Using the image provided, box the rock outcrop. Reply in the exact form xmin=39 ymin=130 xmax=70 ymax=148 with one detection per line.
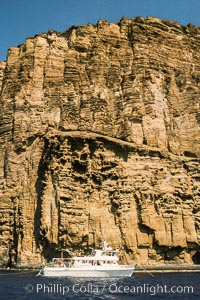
xmin=0 ymin=16 xmax=199 ymax=267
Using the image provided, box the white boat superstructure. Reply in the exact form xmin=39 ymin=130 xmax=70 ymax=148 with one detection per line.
xmin=38 ymin=242 xmax=136 ymax=277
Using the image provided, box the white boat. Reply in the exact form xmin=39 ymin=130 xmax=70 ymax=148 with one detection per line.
xmin=37 ymin=242 xmax=136 ymax=277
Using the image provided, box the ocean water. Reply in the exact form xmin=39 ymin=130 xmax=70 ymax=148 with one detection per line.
xmin=0 ymin=270 xmax=199 ymax=300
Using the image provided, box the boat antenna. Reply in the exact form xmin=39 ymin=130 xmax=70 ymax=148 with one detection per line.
xmin=103 ymin=240 xmax=108 ymax=251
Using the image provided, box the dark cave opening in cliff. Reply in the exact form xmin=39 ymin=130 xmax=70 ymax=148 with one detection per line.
xmin=192 ymin=252 xmax=200 ymax=264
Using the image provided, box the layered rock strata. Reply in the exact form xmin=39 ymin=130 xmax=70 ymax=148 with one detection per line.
xmin=0 ymin=16 xmax=199 ymax=267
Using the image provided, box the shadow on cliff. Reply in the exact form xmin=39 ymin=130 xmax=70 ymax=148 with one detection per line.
xmin=33 ymin=138 xmax=59 ymax=261
xmin=34 ymin=140 xmax=47 ymax=256
xmin=192 ymin=252 xmax=200 ymax=264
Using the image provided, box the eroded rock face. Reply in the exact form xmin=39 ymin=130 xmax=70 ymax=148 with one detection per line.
xmin=0 ymin=17 xmax=199 ymax=267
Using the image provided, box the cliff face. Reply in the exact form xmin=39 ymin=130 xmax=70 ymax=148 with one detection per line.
xmin=0 ymin=16 xmax=200 ymax=267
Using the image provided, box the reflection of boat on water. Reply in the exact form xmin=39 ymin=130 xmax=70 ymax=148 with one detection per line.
xmin=37 ymin=241 xmax=136 ymax=277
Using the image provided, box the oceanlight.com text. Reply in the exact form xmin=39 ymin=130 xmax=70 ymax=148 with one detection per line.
xmin=108 ymin=283 xmax=194 ymax=295
xmin=24 ymin=282 xmax=194 ymax=296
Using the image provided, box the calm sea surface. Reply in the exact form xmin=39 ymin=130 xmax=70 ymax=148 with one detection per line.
xmin=0 ymin=270 xmax=199 ymax=300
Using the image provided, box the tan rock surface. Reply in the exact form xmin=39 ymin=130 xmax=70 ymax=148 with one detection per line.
xmin=0 ymin=17 xmax=199 ymax=267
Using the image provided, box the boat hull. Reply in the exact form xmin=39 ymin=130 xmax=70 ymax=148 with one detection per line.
xmin=39 ymin=265 xmax=136 ymax=277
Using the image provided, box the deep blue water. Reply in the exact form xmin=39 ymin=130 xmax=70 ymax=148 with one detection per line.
xmin=0 ymin=271 xmax=199 ymax=300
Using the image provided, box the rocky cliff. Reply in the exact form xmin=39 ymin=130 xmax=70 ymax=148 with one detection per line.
xmin=0 ymin=16 xmax=199 ymax=267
